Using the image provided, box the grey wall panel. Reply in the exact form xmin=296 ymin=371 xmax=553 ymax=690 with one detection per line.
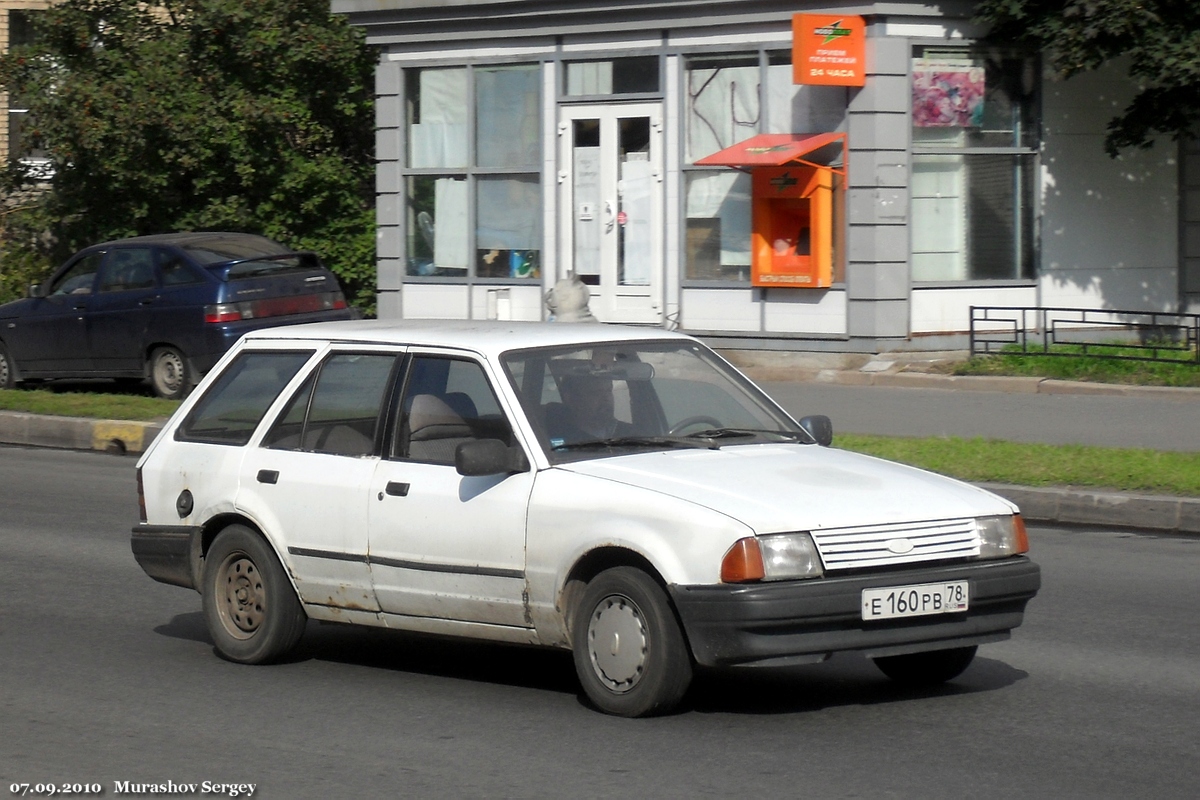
xmin=848 ymin=225 xmax=907 ymax=263
xmin=846 ymin=296 xmax=908 ymax=337
xmin=847 ymin=111 xmax=907 ymax=150
xmin=377 ymin=259 xmax=406 ymax=291
xmin=849 ymin=151 xmax=907 ymax=188
xmin=845 ymin=261 xmax=908 ymax=300
xmin=377 ymin=227 xmax=404 ymax=261
xmin=848 ymin=187 xmax=907 ymax=224
xmin=376 ymin=61 xmax=402 ymax=95
xmin=377 ymin=290 xmax=403 ymax=320
xmin=376 ymin=161 xmax=403 ymax=195
xmin=377 ymin=95 xmax=402 ymax=128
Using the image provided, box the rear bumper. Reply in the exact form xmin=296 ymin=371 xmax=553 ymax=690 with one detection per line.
xmin=131 ymin=524 xmax=202 ymax=590
xmin=670 ymin=557 xmax=1040 ymax=668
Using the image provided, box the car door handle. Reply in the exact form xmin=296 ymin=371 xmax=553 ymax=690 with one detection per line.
xmin=138 ymin=298 xmax=156 ymax=306
xmin=257 ymin=470 xmax=279 ymax=484
xmin=384 ymin=481 xmax=409 ymax=497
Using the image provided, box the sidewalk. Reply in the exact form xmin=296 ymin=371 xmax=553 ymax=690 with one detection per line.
xmin=1 ymin=366 xmax=1198 ymax=535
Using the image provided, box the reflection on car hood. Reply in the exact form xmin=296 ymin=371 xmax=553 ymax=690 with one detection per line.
xmin=557 ymin=443 xmax=1015 ymax=534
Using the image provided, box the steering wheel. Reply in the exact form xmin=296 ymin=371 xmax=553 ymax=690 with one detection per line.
xmin=668 ymin=415 xmax=723 ymax=436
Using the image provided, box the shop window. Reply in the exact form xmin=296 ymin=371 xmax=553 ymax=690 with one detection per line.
xmin=407 ymin=67 xmax=468 ymax=169
xmin=403 ymin=64 xmax=542 ymax=280
xmin=684 ymin=172 xmax=751 ymax=282
xmin=764 ymin=53 xmax=847 ymax=136
xmin=565 ymin=57 xmax=659 ymax=96
xmin=685 ymin=55 xmax=760 ymax=163
xmin=476 ymin=65 xmax=540 ymax=168
xmin=407 ymin=176 xmax=468 ymax=277
xmin=476 ymin=176 xmax=541 ymax=279
xmin=910 ymin=47 xmax=1039 ymax=281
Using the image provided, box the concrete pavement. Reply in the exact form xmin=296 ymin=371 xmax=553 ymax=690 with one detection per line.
xmin=1 ymin=367 xmax=1198 ymax=534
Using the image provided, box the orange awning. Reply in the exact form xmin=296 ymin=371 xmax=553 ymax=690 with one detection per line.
xmin=694 ymin=132 xmax=846 ymax=168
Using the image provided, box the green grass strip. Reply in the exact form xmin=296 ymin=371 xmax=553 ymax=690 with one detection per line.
xmin=838 ymin=433 xmax=1200 ymax=497
xmin=0 ymin=388 xmax=180 ymax=421
xmin=954 ymin=346 xmax=1200 ymax=387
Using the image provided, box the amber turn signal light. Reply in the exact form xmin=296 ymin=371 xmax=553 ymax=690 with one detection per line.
xmin=721 ymin=537 xmax=765 ymax=583
xmin=1014 ymin=514 xmax=1029 ymax=554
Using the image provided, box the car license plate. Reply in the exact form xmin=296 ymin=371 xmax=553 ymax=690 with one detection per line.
xmin=861 ymin=581 xmax=969 ymax=621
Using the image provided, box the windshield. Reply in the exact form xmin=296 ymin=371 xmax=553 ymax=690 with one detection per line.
xmin=502 ymin=340 xmax=807 ymax=462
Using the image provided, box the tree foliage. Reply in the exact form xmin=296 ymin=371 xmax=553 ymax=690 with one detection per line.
xmin=975 ymin=1 xmax=1200 ymax=155
xmin=0 ymin=0 xmax=378 ymax=310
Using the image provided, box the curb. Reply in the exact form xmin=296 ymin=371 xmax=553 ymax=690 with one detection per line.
xmin=0 ymin=410 xmax=1195 ymax=536
xmin=978 ymin=483 xmax=1200 ymax=536
xmin=0 ymin=410 xmax=164 ymax=454
xmin=743 ymin=366 xmax=1200 ymax=400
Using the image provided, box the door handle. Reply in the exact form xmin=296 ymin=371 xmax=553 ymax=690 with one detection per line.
xmin=384 ymin=481 xmax=410 ymax=497
xmin=138 ymin=298 xmax=155 ymax=306
xmin=257 ymin=470 xmax=279 ymax=484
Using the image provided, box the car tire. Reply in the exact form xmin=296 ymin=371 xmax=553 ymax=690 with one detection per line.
xmin=873 ymin=645 xmax=978 ymax=687
xmin=571 ymin=567 xmax=693 ymax=717
xmin=0 ymin=341 xmax=15 ymax=389
xmin=149 ymin=346 xmax=191 ymax=400
xmin=201 ymin=524 xmax=307 ymax=664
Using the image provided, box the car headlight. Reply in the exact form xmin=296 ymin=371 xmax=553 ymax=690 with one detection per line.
xmin=976 ymin=514 xmax=1029 ymax=559
xmin=721 ymin=532 xmax=824 ymax=583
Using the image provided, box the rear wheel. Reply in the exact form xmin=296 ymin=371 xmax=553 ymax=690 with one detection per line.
xmin=873 ymin=646 xmax=978 ymax=687
xmin=201 ymin=524 xmax=307 ymax=664
xmin=0 ymin=341 xmax=15 ymax=389
xmin=149 ymin=346 xmax=190 ymax=399
xmin=571 ymin=567 xmax=693 ymax=717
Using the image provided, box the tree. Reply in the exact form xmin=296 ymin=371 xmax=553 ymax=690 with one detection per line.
xmin=0 ymin=0 xmax=378 ymax=310
xmin=975 ymin=1 xmax=1200 ymax=156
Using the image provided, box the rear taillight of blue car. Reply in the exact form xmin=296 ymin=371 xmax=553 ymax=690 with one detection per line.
xmin=204 ymin=290 xmax=347 ymax=323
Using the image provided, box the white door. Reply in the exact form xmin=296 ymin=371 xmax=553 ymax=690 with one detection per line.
xmin=559 ymin=103 xmax=664 ymax=324
xmin=367 ymin=353 xmax=533 ymax=628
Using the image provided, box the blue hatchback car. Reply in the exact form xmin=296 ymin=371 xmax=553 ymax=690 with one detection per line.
xmin=0 ymin=232 xmax=354 ymax=398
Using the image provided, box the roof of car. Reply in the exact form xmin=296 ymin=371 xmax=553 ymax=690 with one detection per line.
xmin=92 ymin=231 xmax=282 ymax=249
xmin=241 ymin=319 xmax=695 ymax=357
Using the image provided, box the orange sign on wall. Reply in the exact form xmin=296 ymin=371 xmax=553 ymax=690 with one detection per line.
xmin=793 ymin=14 xmax=866 ymax=87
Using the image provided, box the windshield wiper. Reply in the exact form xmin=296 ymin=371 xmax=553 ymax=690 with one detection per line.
xmin=552 ymin=435 xmax=718 ymax=452
xmin=683 ymin=427 xmax=808 ymax=442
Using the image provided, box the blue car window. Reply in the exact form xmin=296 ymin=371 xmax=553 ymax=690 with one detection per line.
xmin=49 ymin=252 xmax=104 ymax=296
xmin=98 ymin=248 xmax=156 ymax=293
xmin=158 ymin=250 xmax=202 ymax=286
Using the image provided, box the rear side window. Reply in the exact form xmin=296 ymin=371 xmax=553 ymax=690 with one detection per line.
xmin=177 ymin=351 xmax=313 ymax=445
xmin=263 ymin=353 xmax=398 ymax=456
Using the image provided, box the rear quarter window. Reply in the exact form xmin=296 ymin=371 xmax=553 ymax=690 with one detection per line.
xmin=176 ymin=351 xmax=314 ymax=445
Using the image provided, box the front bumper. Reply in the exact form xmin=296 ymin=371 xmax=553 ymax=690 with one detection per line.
xmin=670 ymin=557 xmax=1040 ymax=668
xmin=131 ymin=524 xmax=202 ymax=590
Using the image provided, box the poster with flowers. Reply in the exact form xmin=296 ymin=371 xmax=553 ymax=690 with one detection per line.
xmin=912 ymin=57 xmax=985 ymax=128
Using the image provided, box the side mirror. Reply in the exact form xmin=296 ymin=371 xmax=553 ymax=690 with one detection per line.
xmin=28 ymin=283 xmax=46 ymax=299
xmin=798 ymin=414 xmax=833 ymax=447
xmin=455 ymin=438 xmax=530 ymax=477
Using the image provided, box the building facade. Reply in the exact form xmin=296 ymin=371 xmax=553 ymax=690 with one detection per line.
xmin=334 ymin=0 xmax=1199 ymax=352
xmin=0 ymin=1 xmax=50 ymax=167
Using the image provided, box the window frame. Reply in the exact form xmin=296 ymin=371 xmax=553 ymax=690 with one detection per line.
xmin=400 ymin=63 xmax=544 ymax=286
xmin=908 ymin=44 xmax=1042 ymax=285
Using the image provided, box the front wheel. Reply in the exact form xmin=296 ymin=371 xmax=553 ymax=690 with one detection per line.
xmin=873 ymin=645 xmax=977 ymax=687
xmin=201 ymin=524 xmax=307 ymax=664
xmin=571 ymin=567 xmax=693 ymax=717
xmin=149 ymin=346 xmax=191 ymax=400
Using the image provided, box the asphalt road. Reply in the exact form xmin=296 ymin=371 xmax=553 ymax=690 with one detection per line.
xmin=763 ymin=381 xmax=1200 ymax=452
xmin=2 ymin=447 xmax=1198 ymax=798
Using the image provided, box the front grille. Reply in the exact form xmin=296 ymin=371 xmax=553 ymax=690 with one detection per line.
xmin=811 ymin=518 xmax=979 ymax=571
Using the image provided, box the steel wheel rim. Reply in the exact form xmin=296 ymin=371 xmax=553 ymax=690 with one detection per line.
xmin=0 ymin=352 xmax=9 ymax=386
xmin=154 ymin=351 xmax=184 ymax=395
xmin=587 ymin=593 xmax=648 ymax=693
xmin=215 ymin=552 xmax=265 ymax=640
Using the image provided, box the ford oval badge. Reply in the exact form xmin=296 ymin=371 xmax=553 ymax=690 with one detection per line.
xmin=885 ymin=538 xmax=914 ymax=555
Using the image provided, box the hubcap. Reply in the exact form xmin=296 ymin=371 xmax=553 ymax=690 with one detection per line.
xmin=0 ymin=353 xmax=9 ymax=386
xmin=154 ymin=351 xmax=184 ymax=394
xmin=216 ymin=554 xmax=264 ymax=639
xmin=587 ymin=594 xmax=648 ymax=693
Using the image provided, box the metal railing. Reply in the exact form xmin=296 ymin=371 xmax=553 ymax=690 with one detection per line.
xmin=969 ymin=306 xmax=1200 ymax=364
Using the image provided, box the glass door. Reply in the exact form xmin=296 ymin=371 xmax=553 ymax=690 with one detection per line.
xmin=559 ymin=103 xmax=663 ymax=324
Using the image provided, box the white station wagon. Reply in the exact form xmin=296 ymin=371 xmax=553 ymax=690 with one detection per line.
xmin=132 ymin=320 xmax=1040 ymax=716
